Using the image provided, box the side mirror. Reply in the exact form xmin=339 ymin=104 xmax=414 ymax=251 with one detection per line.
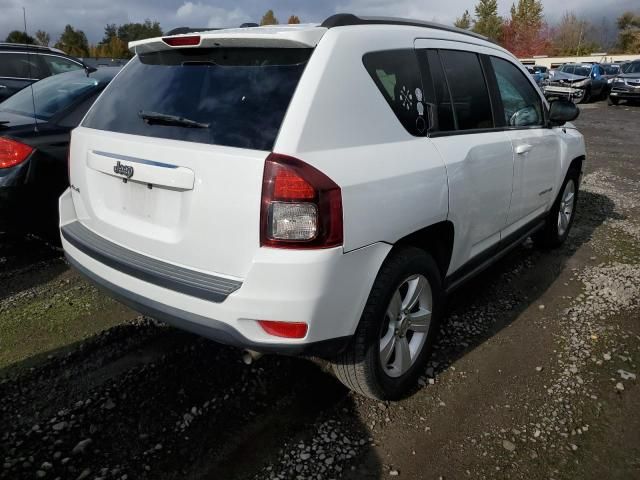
xmin=548 ymin=99 xmax=579 ymax=126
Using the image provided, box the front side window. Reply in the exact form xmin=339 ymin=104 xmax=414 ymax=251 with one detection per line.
xmin=83 ymin=48 xmax=311 ymax=151
xmin=490 ymin=56 xmax=543 ymax=128
xmin=43 ymin=56 xmax=84 ymax=75
xmin=363 ymin=50 xmax=428 ymax=136
xmin=439 ymin=50 xmax=494 ymax=131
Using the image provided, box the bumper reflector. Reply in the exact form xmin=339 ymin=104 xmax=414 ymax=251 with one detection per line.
xmin=258 ymin=320 xmax=308 ymax=339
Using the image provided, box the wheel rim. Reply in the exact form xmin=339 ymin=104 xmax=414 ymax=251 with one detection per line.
xmin=557 ymin=179 xmax=575 ymax=237
xmin=379 ymin=274 xmax=432 ymax=378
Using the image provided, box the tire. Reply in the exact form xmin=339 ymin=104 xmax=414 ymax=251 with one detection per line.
xmin=331 ymin=247 xmax=443 ymax=400
xmin=608 ymin=96 xmax=619 ymax=106
xmin=572 ymin=88 xmax=589 ymax=104
xmin=533 ymin=168 xmax=579 ymax=249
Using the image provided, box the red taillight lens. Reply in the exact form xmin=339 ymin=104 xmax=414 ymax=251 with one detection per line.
xmin=260 ymin=153 xmax=343 ymax=249
xmin=0 ymin=137 xmax=33 ymax=169
xmin=258 ymin=320 xmax=308 ymax=339
xmin=273 ymin=169 xmax=315 ymax=199
xmin=162 ymin=35 xmax=201 ymax=47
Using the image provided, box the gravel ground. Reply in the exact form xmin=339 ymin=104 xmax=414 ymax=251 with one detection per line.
xmin=1 ymin=100 xmax=639 ymax=480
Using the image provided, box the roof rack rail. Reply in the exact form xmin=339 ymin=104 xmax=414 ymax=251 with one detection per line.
xmin=0 ymin=42 xmax=54 ymax=50
xmin=321 ymin=13 xmax=491 ymax=43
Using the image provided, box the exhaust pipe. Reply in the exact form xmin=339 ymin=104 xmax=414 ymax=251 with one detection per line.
xmin=242 ymin=349 xmax=263 ymax=365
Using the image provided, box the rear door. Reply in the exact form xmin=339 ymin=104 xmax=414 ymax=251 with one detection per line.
xmin=415 ymin=42 xmax=516 ymax=273
xmin=0 ymin=52 xmax=44 ymax=101
xmin=71 ymin=46 xmax=312 ymax=279
xmin=486 ymin=55 xmax=559 ymax=235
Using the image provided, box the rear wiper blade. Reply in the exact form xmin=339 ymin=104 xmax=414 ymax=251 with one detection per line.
xmin=138 ymin=111 xmax=210 ymax=129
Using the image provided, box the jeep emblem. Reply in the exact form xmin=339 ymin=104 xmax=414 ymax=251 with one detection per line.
xmin=113 ymin=161 xmax=134 ymax=179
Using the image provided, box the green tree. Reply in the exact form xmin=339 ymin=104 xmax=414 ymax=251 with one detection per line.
xmin=502 ymin=0 xmax=548 ymax=56
xmin=116 ymin=20 xmax=163 ymax=44
xmin=454 ymin=10 xmax=472 ymax=30
xmin=100 ymin=24 xmax=118 ymax=45
xmin=260 ymin=10 xmax=278 ymax=26
xmin=288 ymin=15 xmax=301 ymax=24
xmin=617 ymin=12 xmax=640 ymax=53
xmin=54 ymin=25 xmax=89 ymax=57
xmin=472 ymin=0 xmax=503 ymax=41
xmin=5 ymin=30 xmax=35 ymax=44
xmin=35 ymin=30 xmax=50 ymax=46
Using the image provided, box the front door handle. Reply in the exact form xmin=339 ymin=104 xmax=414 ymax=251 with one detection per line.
xmin=515 ymin=144 xmax=533 ymax=155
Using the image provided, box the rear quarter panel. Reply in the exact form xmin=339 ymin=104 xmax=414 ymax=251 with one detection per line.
xmin=275 ymin=27 xmax=449 ymax=252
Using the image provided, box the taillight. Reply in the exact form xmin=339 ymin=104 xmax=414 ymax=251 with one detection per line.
xmin=258 ymin=320 xmax=308 ymax=339
xmin=162 ymin=35 xmax=201 ymax=47
xmin=0 ymin=137 xmax=33 ymax=169
xmin=260 ymin=153 xmax=343 ymax=249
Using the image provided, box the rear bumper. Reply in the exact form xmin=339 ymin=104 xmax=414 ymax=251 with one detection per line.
xmin=60 ymin=189 xmax=390 ymax=357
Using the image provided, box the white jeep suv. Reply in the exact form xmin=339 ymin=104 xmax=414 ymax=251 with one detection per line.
xmin=60 ymin=14 xmax=585 ymax=400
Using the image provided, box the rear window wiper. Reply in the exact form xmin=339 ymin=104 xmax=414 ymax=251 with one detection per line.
xmin=138 ymin=111 xmax=210 ymax=129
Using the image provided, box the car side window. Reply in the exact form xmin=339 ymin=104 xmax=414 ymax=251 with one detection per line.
xmin=417 ymin=49 xmax=456 ymax=132
xmin=490 ymin=56 xmax=543 ymax=128
xmin=362 ymin=50 xmax=428 ymax=136
xmin=438 ymin=50 xmax=494 ymax=131
xmin=43 ymin=56 xmax=84 ymax=75
xmin=0 ymin=53 xmax=46 ymax=78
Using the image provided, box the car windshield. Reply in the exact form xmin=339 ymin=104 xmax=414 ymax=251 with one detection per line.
xmin=0 ymin=70 xmax=101 ymax=121
xmin=604 ymin=65 xmax=620 ymax=75
xmin=625 ymin=62 xmax=640 ymax=74
xmin=572 ymin=66 xmax=591 ymax=77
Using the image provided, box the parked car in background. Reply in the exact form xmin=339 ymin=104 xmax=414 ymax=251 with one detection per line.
xmin=0 ymin=67 xmax=120 ymax=235
xmin=532 ymin=65 xmax=549 ymax=80
xmin=526 ymin=66 xmax=544 ymax=86
xmin=543 ymin=63 xmax=606 ymax=103
xmin=60 ymin=16 xmax=585 ymax=400
xmin=0 ymin=43 xmax=87 ymax=102
xmin=609 ymin=60 xmax=640 ymax=105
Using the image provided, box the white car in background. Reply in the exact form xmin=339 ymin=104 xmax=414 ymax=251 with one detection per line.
xmin=60 ymin=14 xmax=586 ymax=400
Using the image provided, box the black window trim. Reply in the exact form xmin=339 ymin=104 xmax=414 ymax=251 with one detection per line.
xmin=425 ymin=50 xmax=551 ymax=138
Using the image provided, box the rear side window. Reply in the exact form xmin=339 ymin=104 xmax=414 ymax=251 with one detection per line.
xmin=0 ymin=53 xmax=47 ymax=79
xmin=83 ymin=48 xmax=312 ymax=151
xmin=418 ymin=49 xmax=456 ymax=132
xmin=439 ymin=50 xmax=494 ymax=131
xmin=362 ymin=50 xmax=428 ymax=136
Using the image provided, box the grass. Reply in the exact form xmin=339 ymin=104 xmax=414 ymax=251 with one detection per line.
xmin=0 ymin=273 xmax=132 ymax=371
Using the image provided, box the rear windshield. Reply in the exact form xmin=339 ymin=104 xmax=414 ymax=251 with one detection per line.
xmin=0 ymin=69 xmax=104 ymax=121
xmin=83 ymin=48 xmax=312 ymax=151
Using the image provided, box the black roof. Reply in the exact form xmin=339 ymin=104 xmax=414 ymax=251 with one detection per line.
xmin=321 ymin=13 xmax=491 ymax=42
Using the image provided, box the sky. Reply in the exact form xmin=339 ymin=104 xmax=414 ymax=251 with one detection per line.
xmin=0 ymin=0 xmax=638 ymax=44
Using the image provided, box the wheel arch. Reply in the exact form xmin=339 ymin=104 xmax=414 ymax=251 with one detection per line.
xmin=392 ymin=221 xmax=455 ymax=279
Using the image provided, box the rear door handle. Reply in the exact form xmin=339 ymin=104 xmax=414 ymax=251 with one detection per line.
xmin=515 ymin=144 xmax=533 ymax=155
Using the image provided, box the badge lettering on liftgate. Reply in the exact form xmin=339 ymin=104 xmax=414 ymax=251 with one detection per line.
xmin=113 ymin=161 xmax=134 ymax=179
